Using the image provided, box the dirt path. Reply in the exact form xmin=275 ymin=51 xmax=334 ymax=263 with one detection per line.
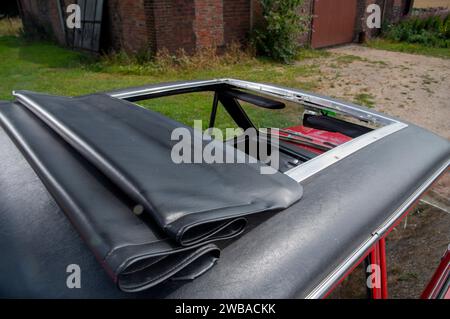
xmin=307 ymin=44 xmax=449 ymax=203
xmin=303 ymin=45 xmax=450 ymax=298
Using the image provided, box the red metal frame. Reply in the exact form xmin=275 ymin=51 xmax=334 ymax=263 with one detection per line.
xmin=367 ymin=242 xmax=384 ymax=299
xmin=370 ymin=244 xmax=381 ymax=299
xmin=379 ymin=238 xmax=388 ymax=299
xmin=366 ymin=238 xmax=389 ymax=299
xmin=421 ymin=246 xmax=450 ymax=299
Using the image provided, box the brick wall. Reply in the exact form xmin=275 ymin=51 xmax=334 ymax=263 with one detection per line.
xmin=17 ymin=0 xmax=415 ymax=54
xmin=103 ymin=0 xmax=149 ymax=53
xmin=18 ymin=0 xmax=233 ymax=54
xmin=194 ymin=0 xmax=224 ymax=48
xmin=149 ymin=0 xmax=196 ymax=54
xmin=223 ymin=0 xmax=250 ymax=45
xmin=387 ymin=0 xmax=414 ymax=23
xmin=412 ymin=7 xmax=450 ymax=19
xmin=107 ymin=0 xmax=250 ymax=53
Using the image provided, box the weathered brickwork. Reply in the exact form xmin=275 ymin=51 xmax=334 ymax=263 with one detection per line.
xmin=17 ymin=0 xmax=415 ymax=54
xmin=223 ymin=0 xmax=250 ymax=45
xmin=103 ymin=0 xmax=149 ymax=53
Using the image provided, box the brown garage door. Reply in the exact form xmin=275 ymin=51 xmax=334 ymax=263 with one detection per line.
xmin=311 ymin=0 xmax=357 ymax=48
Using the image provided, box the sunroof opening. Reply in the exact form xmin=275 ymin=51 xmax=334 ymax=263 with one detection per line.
xmin=118 ymin=79 xmax=406 ymax=180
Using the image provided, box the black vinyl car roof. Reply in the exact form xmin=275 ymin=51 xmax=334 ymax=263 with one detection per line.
xmin=0 ymin=82 xmax=448 ymax=298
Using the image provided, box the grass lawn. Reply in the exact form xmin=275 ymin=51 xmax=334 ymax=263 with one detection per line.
xmin=0 ymin=34 xmax=331 ymax=130
xmin=366 ymin=39 xmax=450 ymax=59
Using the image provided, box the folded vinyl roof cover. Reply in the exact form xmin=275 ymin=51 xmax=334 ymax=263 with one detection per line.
xmin=0 ymin=102 xmax=221 ymax=292
xmin=12 ymin=91 xmax=303 ymax=247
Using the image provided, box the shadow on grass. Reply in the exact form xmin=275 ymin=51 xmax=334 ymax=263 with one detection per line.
xmin=0 ymin=35 xmax=95 ymax=69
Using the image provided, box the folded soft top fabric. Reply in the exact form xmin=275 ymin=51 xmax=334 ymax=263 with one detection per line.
xmin=13 ymin=91 xmax=303 ymax=246
xmin=0 ymin=91 xmax=302 ymax=291
xmin=0 ymin=102 xmax=221 ymax=292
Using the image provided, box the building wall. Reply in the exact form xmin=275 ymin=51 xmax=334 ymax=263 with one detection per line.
xmin=355 ymin=0 xmax=413 ymax=42
xmin=18 ymin=0 xmax=65 ymax=44
xmin=298 ymin=0 xmax=314 ymax=46
xmin=103 ymin=0 xmax=149 ymax=53
xmin=195 ymin=0 xmax=224 ymax=48
xmin=17 ymin=0 xmax=241 ymax=54
xmin=105 ymin=0 xmax=246 ymax=54
xmin=17 ymin=0 xmax=415 ymax=54
xmin=223 ymin=0 xmax=250 ymax=45
xmin=149 ymin=0 xmax=196 ymax=54
xmin=355 ymin=0 xmax=382 ymax=42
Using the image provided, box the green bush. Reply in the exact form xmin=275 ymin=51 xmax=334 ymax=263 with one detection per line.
xmin=384 ymin=14 xmax=450 ymax=48
xmin=251 ymin=0 xmax=308 ymax=63
xmin=440 ymin=15 xmax=450 ymax=38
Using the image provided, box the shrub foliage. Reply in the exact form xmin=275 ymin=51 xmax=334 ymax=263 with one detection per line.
xmin=252 ymin=0 xmax=308 ymax=63
xmin=384 ymin=14 xmax=450 ymax=48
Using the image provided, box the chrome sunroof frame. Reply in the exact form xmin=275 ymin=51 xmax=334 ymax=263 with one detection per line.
xmin=108 ymin=78 xmax=408 ymax=183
